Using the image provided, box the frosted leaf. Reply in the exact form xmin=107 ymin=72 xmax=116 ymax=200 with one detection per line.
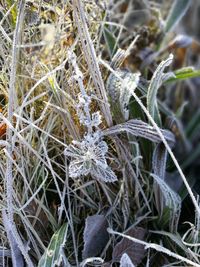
xmin=112 ymin=227 xmax=146 ymax=265
xmin=91 ymin=164 xmax=117 ymax=183
xmin=120 ymin=253 xmax=135 ymax=267
xmin=151 ymin=174 xmax=181 ymax=232
xmin=147 ymin=54 xmax=174 ymax=123
xmin=83 ymin=215 xmax=109 ymax=259
xmin=64 ymin=134 xmax=117 ymax=182
xmin=107 ymin=70 xmax=140 ymax=120
xmin=101 ymin=119 xmax=175 ymax=147
xmin=91 ymin=111 xmax=102 ymax=127
xmin=76 ymin=94 xmax=93 ymax=127
xmin=64 ymin=143 xmax=82 ymax=158
xmin=69 ymin=159 xmax=91 ymax=178
xmin=94 ymin=141 xmax=108 ymax=158
xmin=119 ymin=71 xmax=140 ymax=120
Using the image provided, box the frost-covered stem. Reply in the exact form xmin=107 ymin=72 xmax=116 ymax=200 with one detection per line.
xmin=99 ymin=58 xmax=200 ymax=218
xmin=4 ymin=1 xmax=34 ymax=266
xmin=6 ymin=0 xmax=25 ymax=220
xmin=68 ymin=50 xmax=92 ymax=133
xmin=64 ymin=153 xmax=79 ymax=266
xmin=72 ymin=0 xmax=113 ymax=126
xmin=2 ymin=209 xmax=34 ymax=267
xmin=108 ymin=228 xmax=200 ymax=267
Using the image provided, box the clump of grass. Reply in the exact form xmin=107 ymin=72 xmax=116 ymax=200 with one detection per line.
xmin=1 ymin=0 xmax=200 ymax=266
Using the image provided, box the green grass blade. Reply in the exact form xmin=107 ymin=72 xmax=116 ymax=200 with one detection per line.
xmin=103 ymin=26 xmax=118 ymax=58
xmin=166 ymin=67 xmax=200 ymax=83
xmin=165 ymin=0 xmax=191 ymax=33
xmin=185 ymin=109 xmax=200 ymax=139
xmin=38 ymin=223 xmax=68 ymax=267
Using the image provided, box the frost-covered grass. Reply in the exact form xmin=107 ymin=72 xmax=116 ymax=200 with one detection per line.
xmin=1 ymin=0 xmax=200 ymax=266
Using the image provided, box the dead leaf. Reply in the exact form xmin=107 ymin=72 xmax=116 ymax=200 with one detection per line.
xmin=82 ymin=214 xmax=109 ymax=259
xmin=0 ymin=122 xmax=7 ymax=138
xmin=168 ymin=34 xmax=193 ymax=49
xmin=112 ymin=227 xmax=146 ymax=266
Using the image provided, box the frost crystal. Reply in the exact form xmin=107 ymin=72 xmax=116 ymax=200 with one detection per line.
xmin=64 ymin=133 xmax=117 ymax=182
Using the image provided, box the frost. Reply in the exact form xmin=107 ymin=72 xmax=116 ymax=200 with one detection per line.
xmin=120 ymin=253 xmax=135 ymax=267
xmin=91 ymin=111 xmax=102 ymax=127
xmin=65 ymin=133 xmax=117 ymax=182
xmin=65 ymin=51 xmax=117 ymax=183
xmin=107 ymin=70 xmax=140 ymax=120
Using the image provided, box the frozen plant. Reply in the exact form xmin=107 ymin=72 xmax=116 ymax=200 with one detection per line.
xmin=64 ymin=131 xmax=117 ymax=182
xmin=64 ymin=51 xmax=117 ymax=182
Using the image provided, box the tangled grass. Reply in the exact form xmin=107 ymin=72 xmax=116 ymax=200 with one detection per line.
xmin=1 ymin=0 xmax=200 ymax=266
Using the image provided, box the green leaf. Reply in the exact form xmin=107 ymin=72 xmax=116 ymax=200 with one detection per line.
xmin=106 ymin=70 xmax=140 ymax=122
xmin=103 ymin=27 xmax=118 ymax=58
xmin=6 ymin=0 xmax=17 ymax=26
xmin=165 ymin=0 xmax=191 ymax=33
xmin=165 ymin=67 xmax=200 ymax=83
xmin=38 ymin=223 xmax=68 ymax=267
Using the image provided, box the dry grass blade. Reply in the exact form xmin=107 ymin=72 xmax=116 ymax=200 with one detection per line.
xmin=3 ymin=1 xmax=34 ymax=266
xmin=72 ymin=0 xmax=112 ymax=126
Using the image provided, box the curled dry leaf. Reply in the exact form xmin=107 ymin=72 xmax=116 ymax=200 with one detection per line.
xmin=82 ymin=215 xmax=109 ymax=259
xmin=112 ymin=227 xmax=146 ymax=266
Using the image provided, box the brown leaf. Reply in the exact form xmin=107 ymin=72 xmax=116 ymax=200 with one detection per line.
xmin=168 ymin=34 xmax=193 ymax=49
xmin=0 ymin=122 xmax=7 ymax=138
xmin=112 ymin=227 xmax=146 ymax=266
xmin=82 ymin=215 xmax=109 ymax=259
